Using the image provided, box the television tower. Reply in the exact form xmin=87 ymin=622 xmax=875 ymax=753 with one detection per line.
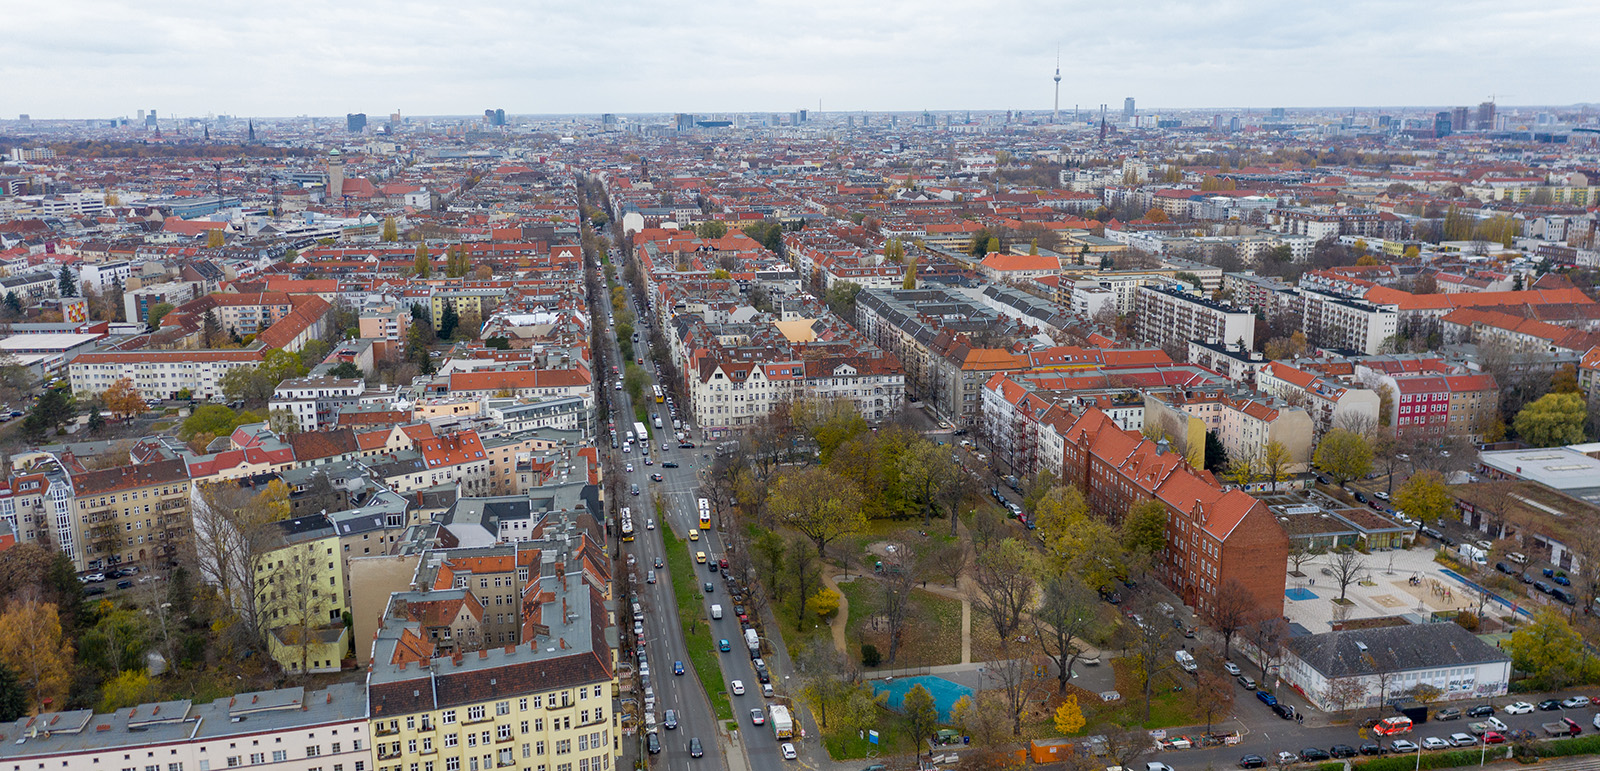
xmin=1052 ymin=48 xmax=1062 ymax=124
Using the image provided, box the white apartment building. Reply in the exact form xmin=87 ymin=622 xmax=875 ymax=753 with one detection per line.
xmin=70 ymin=349 xmax=265 ymax=402
xmin=271 ymin=376 xmax=366 ymax=432
xmin=0 ymin=683 xmax=370 ymax=771
xmin=1276 ymin=288 xmax=1399 ymax=355
xmin=79 ymin=260 xmax=133 ymax=293
xmin=1255 ymin=361 xmax=1382 ymax=438
xmin=1133 ymin=286 xmax=1256 ymax=358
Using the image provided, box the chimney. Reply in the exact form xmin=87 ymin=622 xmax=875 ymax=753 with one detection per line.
xmin=478 ymin=649 xmax=489 ymax=660
xmin=1156 ymin=438 xmax=1170 ymax=456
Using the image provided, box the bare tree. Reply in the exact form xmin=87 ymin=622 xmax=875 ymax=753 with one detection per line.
xmin=1324 ymin=676 xmax=1370 ymax=713
xmin=880 ymin=566 xmax=916 ymax=665
xmin=988 ymin=654 xmax=1034 ymax=737
xmin=1034 ymin=575 xmax=1102 ymax=693
xmin=1206 ymin=579 xmax=1256 ymax=660
xmin=1121 ymin=599 xmax=1176 ymax=721
xmin=1191 ymin=669 xmax=1236 ymax=733
xmin=787 ymin=536 xmax=822 ymax=631
xmin=1329 ymin=549 xmax=1369 ymax=603
xmin=971 ymin=538 xmax=1037 ymax=646
xmin=1097 ymin=725 xmax=1157 ymax=771
xmin=1245 ymin=615 xmax=1290 ymax=681
xmin=1287 ymin=540 xmax=1314 ymax=575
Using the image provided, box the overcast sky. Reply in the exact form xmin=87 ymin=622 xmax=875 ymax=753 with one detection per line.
xmin=2 ymin=0 xmax=1595 ymax=119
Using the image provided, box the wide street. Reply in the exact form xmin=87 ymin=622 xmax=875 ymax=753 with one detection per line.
xmin=600 ymin=257 xmax=800 ymax=771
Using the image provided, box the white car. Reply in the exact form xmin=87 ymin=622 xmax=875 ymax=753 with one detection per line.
xmin=626 ymin=463 xmax=634 ymax=473
xmin=730 ymin=680 xmax=745 ymax=695
xmin=1564 ymin=695 xmax=1592 ymax=709
xmin=1223 ymin=662 xmax=1241 ymax=676
xmin=1146 ymin=764 xmax=1175 ymax=771
xmin=780 ymin=743 xmax=796 ymax=760
xmin=647 ymin=519 xmax=656 ymax=530
xmin=1504 ymin=702 xmax=1535 ymax=715
xmin=1390 ymin=740 xmax=1419 ymax=753
xmin=1449 ymin=733 xmax=1477 ymax=747
xmin=1421 ymin=737 xmax=1451 ymax=750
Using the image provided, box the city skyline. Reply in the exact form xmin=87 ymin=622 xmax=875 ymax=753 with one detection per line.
xmin=1 ymin=0 xmax=1596 ymax=119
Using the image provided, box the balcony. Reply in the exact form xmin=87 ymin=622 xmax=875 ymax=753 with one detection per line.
xmin=377 ymin=745 xmax=403 ymax=761
xmin=374 ymin=725 xmax=400 ymax=737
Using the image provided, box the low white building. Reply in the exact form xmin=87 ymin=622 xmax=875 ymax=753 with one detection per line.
xmin=1280 ymin=623 xmax=1511 ymax=711
xmin=0 ymin=683 xmax=369 ymax=771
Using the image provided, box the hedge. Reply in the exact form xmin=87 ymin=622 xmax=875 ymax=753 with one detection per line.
xmin=1515 ymin=734 xmax=1600 ymax=759
xmin=1347 ymin=750 xmax=1484 ymax=771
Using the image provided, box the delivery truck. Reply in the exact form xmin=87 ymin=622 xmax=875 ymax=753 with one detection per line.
xmin=770 ymin=705 xmax=794 ymax=740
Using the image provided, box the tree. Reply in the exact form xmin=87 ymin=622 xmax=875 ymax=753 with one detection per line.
xmin=1506 ymin=608 xmax=1592 ymax=691
xmin=1143 ymin=208 xmax=1169 ymax=222
xmin=902 ymin=683 xmax=940 ymax=760
xmin=1121 ymin=599 xmax=1175 ymax=721
xmin=951 ymin=692 xmax=1010 ymax=747
xmin=27 ymin=387 xmax=75 ymax=436
xmin=786 ymin=536 xmax=823 ymax=632
xmin=1191 ymin=669 xmax=1235 ymax=734
xmin=879 ymin=563 xmax=916 ymax=664
xmin=1245 ymin=615 xmax=1290 ymax=679
xmin=98 ymin=669 xmax=153 ymax=712
xmin=1314 ymin=428 xmax=1373 ymax=486
xmin=412 ymin=244 xmax=432 ymax=278
xmin=0 ymin=599 xmax=73 ymax=712
xmin=1033 ymin=575 xmax=1101 ymax=692
xmin=146 ymin=301 xmax=175 ymax=328
xmin=437 ymin=302 xmax=459 ymax=340
xmin=1206 ymin=579 xmax=1256 ymax=660
xmin=1034 ymin=484 xmax=1123 ymax=589
xmin=381 ymin=216 xmax=398 ymax=242
xmin=100 ymin=378 xmax=147 ymax=419
xmin=807 ymin=588 xmax=841 ymax=621
xmin=971 ymin=538 xmax=1037 ymax=647
xmin=1514 ymin=392 xmax=1587 ymax=447
xmin=1328 ymin=549 xmax=1368 ymax=603
xmin=902 ymin=258 xmax=917 ymax=290
xmin=1121 ymin=500 xmax=1167 ymax=571
xmin=267 ymin=407 xmax=302 ymax=436
xmin=57 ymin=266 xmax=76 ymax=297
xmin=206 ymin=228 xmax=225 ymax=248
xmin=1052 ymin=695 xmax=1086 ymax=734
xmin=181 ymin=404 xmax=242 ymax=440
xmin=1260 ymin=440 xmax=1293 ymax=492
xmin=328 ymin=361 xmax=362 ymax=380
xmin=1394 ymin=471 xmax=1454 ymax=525
xmin=2 ymin=292 xmax=20 ymax=319
xmin=0 ymin=663 xmax=27 ymax=722
xmin=297 ymin=339 xmax=331 ymax=371
xmin=767 ymin=466 xmax=866 ymax=557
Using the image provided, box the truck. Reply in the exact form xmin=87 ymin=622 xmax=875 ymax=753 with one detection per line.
xmin=1174 ymin=650 xmax=1197 ymax=673
xmin=770 ymin=705 xmax=794 ymax=740
xmin=1372 ymin=716 xmax=1414 ymax=736
xmin=1543 ymin=719 xmax=1582 ymax=737
xmin=1468 ymin=717 xmax=1508 ymax=736
xmin=744 ymin=628 xmax=761 ymax=657
xmin=653 ymin=415 xmax=663 ymax=429
xmin=710 ymin=604 xmax=723 ymax=620
xmin=1458 ymin=543 xmax=1488 ymax=565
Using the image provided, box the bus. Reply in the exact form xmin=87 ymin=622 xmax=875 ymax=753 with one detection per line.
xmin=620 ymin=507 xmax=635 ymax=542
xmin=653 ymin=385 xmax=664 ymax=403
xmin=698 ymin=498 xmax=712 ymax=530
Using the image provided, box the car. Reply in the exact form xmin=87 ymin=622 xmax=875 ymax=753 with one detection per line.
xmin=1275 ymin=752 xmax=1298 ymax=765
xmin=730 ymin=679 xmax=745 ymax=695
xmin=1467 ymin=704 xmax=1496 ymax=718
xmin=1504 ymin=702 xmax=1535 ymax=715
xmin=689 ymin=529 xmax=700 ymax=541
xmin=83 ymin=572 xmax=105 ymax=583
xmin=646 ymin=733 xmax=661 ymax=754
xmin=1300 ymin=748 xmax=1332 ymax=761
xmin=1237 ymin=755 xmax=1266 ymax=769
xmin=663 ymin=461 xmax=679 ymax=468
xmin=1256 ymin=690 xmax=1277 ymax=706
xmin=1539 ymin=699 xmax=1564 ymax=711
xmin=1223 ymin=661 xmax=1241 ymax=676
xmin=1436 ymin=707 xmax=1462 ymax=721
xmin=137 ymin=574 xmax=161 ymax=584
xmin=696 ymin=551 xmax=707 ymax=563
xmin=630 ymin=484 xmax=640 ymax=496
xmin=615 ymin=383 xmax=623 ymax=391
xmin=83 ymin=586 xmax=106 ymax=597
xmin=1329 ymin=745 xmax=1357 ymax=759
xmin=704 ymin=582 xmax=715 ymax=594
xmin=1421 ymin=738 xmax=1451 ymax=750
xmin=690 ymin=738 xmax=703 ymax=758
xmin=674 ymin=660 xmax=684 ymax=675
xmin=1237 ymin=675 xmax=1257 ymax=690
xmin=1507 ymin=729 xmax=1537 ymax=742
xmin=626 ymin=463 xmax=634 ymax=473
xmin=655 ymin=557 xmax=664 ymax=568
xmin=116 ymin=580 xmax=133 ymax=589
xmin=763 ymin=682 xmax=775 ymax=698
xmin=1376 ymin=491 xmax=1390 ymax=501
xmin=1390 ymin=740 xmax=1419 ymax=753
xmin=1272 ymin=702 xmax=1296 ymax=720
xmin=862 ymin=765 xmax=887 ymax=771
xmin=780 ymin=743 xmax=796 ymax=760
xmin=1566 ymin=696 xmax=1592 ymax=708
xmin=644 ymin=458 xmax=652 ymax=466
xmin=647 ymin=570 xmax=657 ymax=584
xmin=651 ymin=473 xmax=664 ymax=482
xmin=1357 ymin=743 xmax=1384 ymax=756
xmin=1147 ymin=763 xmax=1175 ymax=771
xmin=719 ymin=639 xmax=731 ymax=652
xmin=664 ymin=709 xmax=679 ymax=729
xmin=1450 ymin=733 xmax=1477 ymax=747
xmin=1354 ymin=492 xmax=1368 ymax=503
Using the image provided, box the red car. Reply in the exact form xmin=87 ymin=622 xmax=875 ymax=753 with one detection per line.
xmin=1482 ymin=732 xmax=1506 ymax=745
xmin=719 ymin=559 xmax=729 ymax=570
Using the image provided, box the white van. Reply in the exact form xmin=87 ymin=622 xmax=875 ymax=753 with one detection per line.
xmin=711 ymin=604 xmax=723 ymax=620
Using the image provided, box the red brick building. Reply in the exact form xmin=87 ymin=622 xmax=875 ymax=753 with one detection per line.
xmin=1059 ymin=408 xmax=1288 ymax=618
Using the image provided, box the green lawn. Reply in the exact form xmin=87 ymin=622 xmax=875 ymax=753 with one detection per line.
xmin=822 ymin=708 xmax=920 ymax=760
xmin=1101 ymin=658 xmax=1205 ymax=729
xmin=661 ymin=528 xmax=733 ymax=720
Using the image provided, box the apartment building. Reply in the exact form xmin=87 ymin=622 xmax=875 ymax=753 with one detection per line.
xmin=360 ymin=303 xmax=413 ymax=341
xmin=1133 ymin=286 xmax=1256 ymax=359
xmin=70 ymin=459 xmax=191 ymax=573
xmin=1255 ymin=361 xmax=1381 ymax=438
xmin=366 ymin=529 xmax=617 ymax=771
xmin=1143 ymin=390 xmax=1314 ymax=475
xmin=253 ymin=514 xmax=350 ymax=674
xmin=271 ymin=376 xmax=367 ymax=432
xmin=1445 ymin=373 xmax=1500 ymax=442
xmin=1273 ymin=287 xmax=1398 ymax=355
xmin=0 ymin=453 xmax=76 ymax=557
xmin=0 ymin=683 xmax=370 ymax=771
xmin=1059 ymin=408 xmax=1289 ymax=617
xmin=71 ymin=349 xmax=266 ymax=401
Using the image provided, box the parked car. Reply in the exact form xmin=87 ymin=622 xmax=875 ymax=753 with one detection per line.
xmin=1224 ymin=662 xmax=1241 ymax=676
xmin=1238 ymin=675 xmax=1258 ymax=690
xmin=1275 ymin=752 xmax=1299 ymax=765
xmin=1329 ymin=745 xmax=1357 ymax=759
xmin=1482 ymin=732 xmax=1507 ymax=745
xmin=1563 ymin=696 xmax=1591 ymax=709
xmin=1538 ymin=699 xmax=1564 ymax=711
xmin=1467 ymin=704 xmax=1496 ymax=717
xmin=1300 ymin=748 xmax=1332 ymax=761
xmin=1357 ymin=743 xmax=1384 ymax=756
xmin=1504 ymin=702 xmax=1535 ymax=715
xmin=780 ymin=743 xmax=796 ymax=760
xmin=1436 ymin=707 xmax=1462 ymax=721
xmin=1272 ymin=702 xmax=1296 ymax=720
xmin=1390 ymin=740 xmax=1419 ymax=753
xmin=1449 ymin=733 xmax=1477 ymax=747
xmin=1421 ymin=737 xmax=1451 ymax=750
xmin=1238 ymin=755 xmax=1266 ymax=769
xmin=1256 ymin=690 xmax=1277 ymax=706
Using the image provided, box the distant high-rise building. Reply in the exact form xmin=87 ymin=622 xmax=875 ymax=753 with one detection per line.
xmin=483 ymin=108 xmax=506 ymax=126
xmin=327 ymin=150 xmax=346 ymax=202
xmin=1123 ymin=98 xmax=1135 ymax=117
xmin=676 ymin=113 xmax=695 ymax=131
xmin=347 ymin=113 xmax=367 ymax=132
xmin=1435 ymin=111 xmax=1454 ymax=137
xmin=1270 ymin=107 xmax=1286 ymax=121
xmin=601 ymin=113 xmax=617 ymax=127
xmin=1452 ymin=107 xmax=1470 ymax=133
xmin=145 ymin=109 xmax=157 ymax=128
xmin=137 ymin=109 xmax=145 ymax=122
xmin=1477 ymin=101 xmax=1496 ymax=130
xmin=1378 ymin=115 xmax=1393 ymax=128
xmin=1052 ymin=51 xmax=1062 ymax=124
xmin=1229 ymin=116 xmax=1242 ymax=132
xmin=1212 ymin=114 xmax=1223 ymax=131
xmin=798 ymin=109 xmax=808 ymax=123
